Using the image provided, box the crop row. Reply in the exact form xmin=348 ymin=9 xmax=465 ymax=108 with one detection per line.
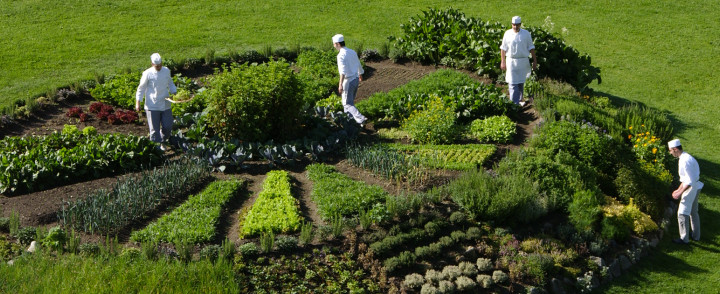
xmin=306 ymin=163 xmax=388 ymax=220
xmin=59 ymin=158 xmax=212 ymax=235
xmin=241 ymin=170 xmax=303 ymax=237
xmin=0 ymin=127 xmax=163 ymax=195
xmin=131 ymin=179 xmax=246 ymax=244
xmin=384 ymin=143 xmax=496 ymax=171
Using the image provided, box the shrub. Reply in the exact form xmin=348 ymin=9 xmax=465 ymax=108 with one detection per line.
xmin=82 ymin=126 xmax=97 ymax=136
xmin=469 ymin=115 xmax=516 ymax=143
xmin=439 ymin=170 xmax=546 ymax=225
xmin=614 ymin=161 xmax=671 ymax=219
xmin=296 ymin=49 xmax=339 ymax=107
xmin=492 ymin=270 xmax=509 ymax=284
xmin=415 ymin=245 xmax=441 ymax=260
xmin=79 ymin=243 xmax=100 ymax=257
xmin=568 ymin=189 xmax=604 ymax=232
xmin=403 ymin=95 xmax=459 ymax=144
xmin=455 ymin=276 xmax=477 ymax=291
xmin=420 ymin=283 xmax=440 ymax=294
xmin=437 ymin=280 xmax=456 ymax=293
xmin=448 ymin=211 xmax=468 ymax=226
xmin=205 ymin=61 xmax=302 ymax=142
xmin=442 ymin=265 xmax=462 ymax=281
xmin=384 ymin=251 xmax=416 ymax=274
xmin=425 ymin=269 xmax=443 ymax=284
xmin=17 ymin=227 xmax=36 ymax=246
xmin=466 ymin=227 xmax=483 ymax=241
xmin=476 ymin=274 xmax=494 ymax=288
xmin=239 ymin=242 xmax=259 ymax=259
xmin=275 ymin=235 xmax=298 ymax=253
xmin=459 ymin=261 xmax=478 ymax=276
xmin=476 ymin=258 xmax=493 ymax=272
xmin=450 ymin=231 xmax=467 ymax=243
xmin=509 ymin=253 xmax=555 ymax=285
xmin=200 ymin=244 xmax=221 ymax=262
xmin=119 ymin=247 xmax=141 ymax=260
xmin=403 ymin=273 xmax=425 ymax=290
xmin=617 ymin=104 xmax=674 ymax=143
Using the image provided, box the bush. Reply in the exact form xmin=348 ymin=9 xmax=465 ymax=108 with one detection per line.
xmin=455 ymin=276 xmax=477 ymax=291
xmin=239 ymin=242 xmax=260 ymax=259
xmin=43 ymin=226 xmax=67 ymax=252
xmin=442 ymin=265 xmax=462 ymax=281
xmin=476 ymin=274 xmax=494 ymax=288
xmin=205 ymin=61 xmax=302 ymax=142
xmin=389 ymin=8 xmax=601 ymax=91
xmin=459 ymin=261 xmax=478 ymax=276
xmin=384 ymin=251 xmax=416 ymax=274
xmin=403 ymin=95 xmax=460 ymax=144
xmin=439 ymin=170 xmax=546 ymax=225
xmin=16 ymin=227 xmax=36 ymax=246
xmin=200 ymin=244 xmax=221 ymax=262
xmin=476 ymin=257 xmax=493 ymax=272
xmin=90 ymin=72 xmax=140 ymax=108
xmin=425 ymin=269 xmax=443 ymax=284
xmin=617 ymin=104 xmax=674 ymax=143
xmin=469 ymin=115 xmax=516 ymax=143
xmin=448 ymin=211 xmax=468 ymax=226
xmin=466 ymin=227 xmax=482 ymax=241
xmin=437 ymin=280 xmax=456 ymax=293
xmin=614 ymin=161 xmax=670 ymax=219
xmin=492 ymin=270 xmax=509 ymax=284
xmin=275 ymin=235 xmax=298 ymax=253
xmin=296 ymin=49 xmax=339 ymax=107
xmin=568 ymin=189 xmax=604 ymax=232
xmin=403 ymin=273 xmax=425 ymax=290
xmin=79 ymin=243 xmax=100 ymax=257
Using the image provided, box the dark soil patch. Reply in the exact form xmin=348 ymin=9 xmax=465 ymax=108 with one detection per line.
xmin=0 ymin=60 xmax=539 ymax=247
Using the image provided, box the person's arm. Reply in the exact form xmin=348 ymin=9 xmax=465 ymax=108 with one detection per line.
xmin=500 ymin=49 xmax=506 ymax=71
xmin=168 ymin=69 xmax=177 ymax=95
xmin=338 ymin=74 xmax=346 ymax=93
xmin=337 ymin=51 xmax=346 ymax=93
xmin=530 ymin=49 xmax=537 ymax=71
xmin=135 ymin=72 xmax=147 ymax=112
xmin=673 ymin=183 xmax=691 ymax=200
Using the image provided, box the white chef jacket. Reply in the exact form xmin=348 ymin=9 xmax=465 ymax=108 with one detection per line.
xmin=678 ymin=152 xmax=703 ymax=215
xmin=136 ymin=66 xmax=177 ymax=111
xmin=500 ymin=28 xmax=535 ymax=84
xmin=337 ymin=47 xmax=364 ymax=79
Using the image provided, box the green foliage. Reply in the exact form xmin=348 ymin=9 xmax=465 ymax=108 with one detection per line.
xmin=259 ymin=232 xmax=275 ymax=253
xmin=199 ymin=244 xmax=221 ymax=262
xmin=626 ymin=124 xmax=672 ymax=170
xmin=42 ymin=226 xmax=67 ymax=252
xmin=613 ymin=162 xmax=670 ymax=219
xmin=131 ymin=179 xmax=245 ymax=244
xmin=0 ymin=217 xmax=8 ymax=233
xmin=469 ymin=115 xmax=516 ymax=143
xmin=436 ymin=169 xmax=546 ymax=225
xmin=384 ymin=250 xmax=417 ymax=274
xmin=0 ymin=235 xmax=23 ymax=262
xmin=296 ymin=49 xmax=339 ymax=107
xmin=60 ymin=159 xmax=211 ymax=235
xmin=17 ymin=227 xmax=36 ymax=246
xmin=617 ymin=104 xmax=674 ymax=143
xmin=345 ymin=143 xmax=425 ymax=183
xmin=356 ymin=69 xmax=512 ymax=122
xmin=390 ymin=8 xmax=600 ymax=91
xmin=275 ymin=235 xmax=299 ymax=253
xmin=530 ymin=120 xmax=622 ymax=194
xmin=238 ymin=242 xmax=260 ymax=259
xmin=456 ymin=276 xmax=477 ymax=292
xmin=241 ymin=170 xmax=302 ymax=237
xmin=204 ymin=60 xmax=302 ymax=142
xmin=299 ymin=221 xmax=314 ymax=245
xmin=496 ymin=149 xmax=590 ymax=212
xmin=568 ymin=189 xmax=604 ymax=232
xmin=0 ymin=131 xmax=164 ymax=195
xmin=82 ymin=126 xmax=97 ymax=137
xmin=402 ymin=95 xmax=460 ymax=144
xmin=89 ymin=72 xmax=140 ymax=108
xmin=306 ymin=163 xmax=388 ymax=220
xmin=314 ymin=93 xmax=343 ymax=112
xmin=385 ymin=143 xmax=496 ymax=171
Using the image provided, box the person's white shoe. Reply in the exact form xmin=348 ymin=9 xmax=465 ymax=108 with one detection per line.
xmin=519 ymin=101 xmax=526 ymax=107
xmin=160 ymin=145 xmax=167 ymax=152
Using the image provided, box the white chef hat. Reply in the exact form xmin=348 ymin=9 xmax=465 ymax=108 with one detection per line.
xmin=332 ymin=34 xmax=344 ymax=43
xmin=668 ymin=139 xmax=681 ymax=148
xmin=512 ymin=16 xmax=522 ymax=24
xmin=150 ymin=53 xmax=162 ymax=65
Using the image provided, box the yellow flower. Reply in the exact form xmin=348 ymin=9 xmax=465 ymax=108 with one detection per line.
xmin=636 ymin=138 xmax=640 ymax=142
xmin=634 ymin=145 xmax=638 ymax=148
xmin=628 ymin=135 xmax=632 ymax=139
xmin=646 ymin=131 xmax=650 ymax=135
xmin=643 ymin=143 xmax=647 ymax=147
xmin=652 ymin=148 xmax=657 ymax=154
xmin=629 ymin=126 xmax=633 ymax=130
xmin=641 ymin=124 xmax=645 ymax=127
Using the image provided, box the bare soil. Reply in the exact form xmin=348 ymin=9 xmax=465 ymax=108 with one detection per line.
xmin=0 ymin=60 xmax=539 ymax=246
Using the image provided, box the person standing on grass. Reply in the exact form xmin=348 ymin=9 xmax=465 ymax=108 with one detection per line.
xmin=136 ymin=53 xmax=177 ymax=151
xmin=668 ymin=139 xmax=703 ymax=245
xmin=333 ymin=34 xmax=367 ymax=126
xmin=500 ymin=16 xmax=538 ymax=106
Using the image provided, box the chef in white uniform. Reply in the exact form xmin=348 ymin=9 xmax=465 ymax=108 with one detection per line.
xmin=500 ymin=16 xmax=537 ymax=106
xmin=668 ymin=139 xmax=703 ymax=244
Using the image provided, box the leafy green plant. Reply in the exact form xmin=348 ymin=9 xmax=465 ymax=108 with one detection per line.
xmin=469 ymin=115 xmax=516 ymax=143
xmin=204 ymin=60 xmax=302 ymax=142
xmin=259 ymin=232 xmax=275 ymax=253
xmin=199 ymin=244 xmax=221 ymax=262
xmin=17 ymin=227 xmax=36 ymax=246
xmin=0 ymin=131 xmax=164 ymax=195
xmin=241 ymin=170 xmax=302 ymax=237
xmin=299 ymin=221 xmax=314 ymax=245
xmin=296 ymin=49 xmax=339 ymax=107
xmin=568 ymin=189 xmax=605 ymax=232
xmin=275 ymin=235 xmax=298 ymax=253
xmin=617 ymin=104 xmax=674 ymax=143
xmin=42 ymin=226 xmax=67 ymax=252
xmin=345 ymin=143 xmax=425 ymax=183
xmin=402 ymin=95 xmax=459 ymax=144
xmin=385 ymin=143 xmax=496 ymax=171
xmin=131 ymin=179 xmax=245 ymax=244
xmin=89 ymin=72 xmax=140 ymax=108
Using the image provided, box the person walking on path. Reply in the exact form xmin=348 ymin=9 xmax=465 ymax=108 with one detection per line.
xmin=500 ymin=16 xmax=538 ymax=106
xmin=333 ymin=34 xmax=367 ymax=126
xmin=136 ymin=53 xmax=177 ymax=151
xmin=668 ymin=139 xmax=703 ymax=245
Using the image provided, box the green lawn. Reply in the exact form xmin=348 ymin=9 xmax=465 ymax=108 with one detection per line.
xmin=3 ymin=0 xmax=719 ymax=292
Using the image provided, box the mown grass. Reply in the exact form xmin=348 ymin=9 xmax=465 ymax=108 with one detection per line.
xmin=2 ymin=0 xmax=719 ymax=292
